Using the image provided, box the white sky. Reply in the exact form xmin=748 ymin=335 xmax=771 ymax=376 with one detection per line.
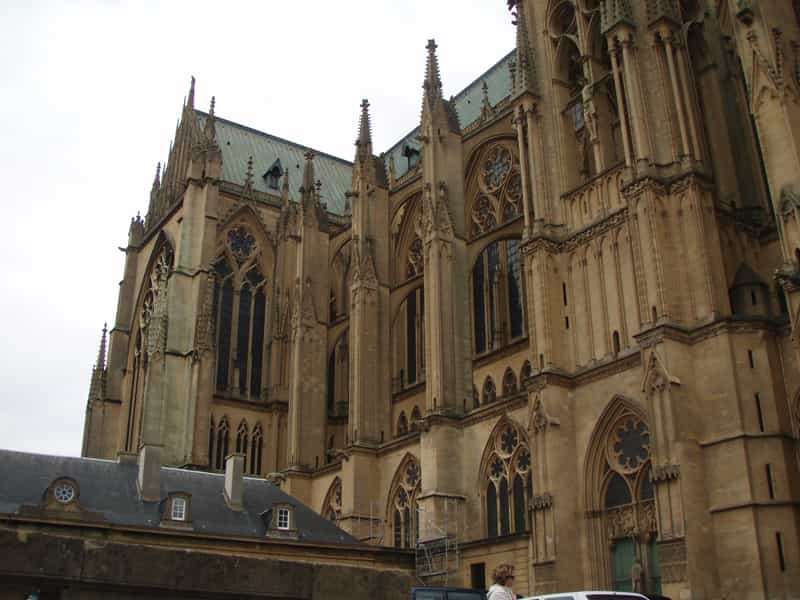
xmin=0 ymin=1 xmax=514 ymax=457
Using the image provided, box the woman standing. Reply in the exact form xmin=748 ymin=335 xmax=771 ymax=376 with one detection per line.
xmin=486 ymin=564 xmax=517 ymax=600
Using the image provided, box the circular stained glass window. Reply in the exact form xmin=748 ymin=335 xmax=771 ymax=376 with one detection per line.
xmin=54 ymin=482 xmax=76 ymax=504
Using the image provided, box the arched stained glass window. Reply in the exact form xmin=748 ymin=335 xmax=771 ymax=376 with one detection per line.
xmin=499 ymin=477 xmax=510 ymax=536
xmin=487 ymin=482 xmax=498 ymax=538
xmin=513 ymin=474 xmax=526 ymax=533
xmin=472 ymin=239 xmax=526 ymax=355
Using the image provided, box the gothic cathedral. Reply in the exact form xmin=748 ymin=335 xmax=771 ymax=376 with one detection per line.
xmin=83 ymin=1 xmax=800 ymax=597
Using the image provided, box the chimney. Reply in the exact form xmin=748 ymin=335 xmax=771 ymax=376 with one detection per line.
xmin=137 ymin=445 xmax=162 ymax=502
xmin=224 ymin=453 xmax=245 ymax=510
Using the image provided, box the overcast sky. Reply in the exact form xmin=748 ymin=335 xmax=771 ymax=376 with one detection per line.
xmin=0 ymin=1 xmax=513 ymax=457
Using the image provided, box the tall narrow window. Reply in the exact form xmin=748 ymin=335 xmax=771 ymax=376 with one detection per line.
xmin=393 ymin=288 xmax=424 ymax=391
xmin=766 ymin=464 xmax=775 ymax=499
xmin=250 ymin=424 xmax=263 ymax=476
xmin=486 ymin=483 xmax=498 ymax=538
xmin=215 ymin=261 xmax=234 ymax=391
xmin=472 ymin=239 xmax=526 ymax=355
xmin=236 ymin=421 xmax=249 ymax=472
xmin=756 ymin=393 xmax=765 ymax=432
xmin=388 ymin=456 xmax=421 ymax=548
xmin=748 ymin=350 xmax=755 ymax=368
xmin=213 ymin=416 xmax=230 ymax=470
xmin=777 ymin=531 xmax=786 ymax=571
xmin=513 ymin=474 xmax=526 ymax=533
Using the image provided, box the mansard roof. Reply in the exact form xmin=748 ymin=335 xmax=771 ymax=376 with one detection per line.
xmin=0 ymin=450 xmax=358 ymax=546
xmin=384 ymin=49 xmax=515 ymax=181
xmin=196 ymin=112 xmax=354 ymax=216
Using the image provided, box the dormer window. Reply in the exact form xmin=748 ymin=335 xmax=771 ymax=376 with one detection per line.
xmin=402 ymin=145 xmax=420 ymax=170
xmin=263 ymin=159 xmax=283 ymax=190
xmin=171 ymin=497 xmax=187 ymax=521
xmin=277 ymin=507 xmax=291 ymax=530
xmin=163 ymin=493 xmax=191 ymax=526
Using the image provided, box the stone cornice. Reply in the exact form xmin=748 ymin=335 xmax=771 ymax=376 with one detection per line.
xmin=461 ymin=394 xmax=528 ymax=427
xmin=634 ymin=316 xmax=789 ymax=350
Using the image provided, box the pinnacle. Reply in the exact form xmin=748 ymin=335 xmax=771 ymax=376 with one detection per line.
xmin=424 ymin=38 xmax=442 ymax=99
xmin=209 ymin=96 xmax=216 ymax=117
xmin=244 ymin=156 xmax=254 ymax=192
xmin=301 ymin=150 xmax=316 ymax=200
xmin=513 ymin=0 xmax=537 ymax=96
xmin=153 ymin=162 xmax=161 ymax=187
xmin=187 ymin=76 xmax=196 ymax=109
xmin=355 ymin=98 xmax=374 ymax=163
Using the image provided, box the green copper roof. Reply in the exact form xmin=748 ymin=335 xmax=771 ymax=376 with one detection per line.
xmin=197 ymin=112 xmax=354 ymax=216
xmin=195 ymin=49 xmax=514 ymax=213
xmin=384 ymin=49 xmax=515 ymax=181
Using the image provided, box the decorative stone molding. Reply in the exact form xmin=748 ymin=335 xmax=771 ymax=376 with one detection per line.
xmin=651 ymin=463 xmax=680 ymax=482
xmin=531 ymin=493 xmax=553 ymax=511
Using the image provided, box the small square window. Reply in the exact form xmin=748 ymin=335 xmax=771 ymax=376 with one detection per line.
xmin=171 ymin=497 xmax=187 ymax=521
xmin=277 ymin=507 xmax=291 ymax=530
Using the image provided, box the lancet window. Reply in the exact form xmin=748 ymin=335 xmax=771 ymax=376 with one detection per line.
xmin=472 ymin=239 xmax=525 ymax=355
xmin=213 ymin=224 xmax=268 ymax=400
xmin=388 ymin=456 xmax=421 ymax=549
xmin=481 ymin=420 xmax=532 ymax=538
xmin=209 ymin=415 xmax=230 ymax=471
xmin=470 ymin=144 xmax=523 ymax=238
xmin=482 ymin=377 xmax=497 ymax=405
xmin=236 ymin=420 xmax=249 ymax=471
xmin=502 ymin=368 xmax=518 ymax=396
xmin=327 ymin=331 xmax=349 ymax=417
xmin=392 ymin=288 xmax=425 ymax=392
xmin=397 ymin=412 xmax=409 ymax=436
xmin=249 ymin=423 xmax=263 ymax=476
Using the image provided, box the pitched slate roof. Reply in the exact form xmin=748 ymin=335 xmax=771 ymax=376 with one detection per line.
xmin=383 ymin=49 xmax=515 ymax=181
xmin=197 ymin=112 xmax=354 ymax=217
xmin=0 ymin=450 xmax=357 ymax=545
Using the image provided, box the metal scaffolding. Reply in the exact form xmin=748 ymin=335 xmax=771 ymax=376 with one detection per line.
xmin=415 ymin=498 xmax=461 ymax=583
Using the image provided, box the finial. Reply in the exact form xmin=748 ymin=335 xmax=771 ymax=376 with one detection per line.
xmin=204 ymin=97 xmax=217 ymax=142
xmin=281 ymin=166 xmax=290 ymax=206
xmin=154 ymin=162 xmax=161 ymax=186
xmin=424 ymin=39 xmax=442 ymax=97
xmin=513 ymin=0 xmax=538 ymax=95
xmin=243 ymin=156 xmax=254 ymax=193
xmin=187 ymin=76 xmax=196 ymax=109
xmin=480 ymin=80 xmax=492 ymax=119
xmin=209 ymin=96 xmax=216 ymax=117
xmin=301 ymin=150 xmax=316 ymax=203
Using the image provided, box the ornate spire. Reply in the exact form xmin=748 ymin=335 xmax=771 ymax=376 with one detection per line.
xmin=88 ymin=323 xmax=108 ymax=401
xmin=203 ymin=96 xmax=217 ymax=142
xmin=512 ymin=0 xmax=538 ymax=96
xmin=281 ymin=165 xmax=290 ymax=207
xmin=423 ymin=39 xmax=443 ymax=102
xmin=480 ymin=80 xmax=493 ymax=120
xmin=355 ymin=98 xmax=373 ymax=161
xmin=187 ymin=76 xmax=196 ymax=109
xmin=97 ymin=322 xmax=108 ymax=372
xmin=152 ymin=162 xmax=161 ymax=190
xmin=300 ymin=150 xmax=316 ymax=202
xmin=242 ymin=155 xmax=254 ymax=198
xmin=421 ymin=39 xmax=460 ymax=133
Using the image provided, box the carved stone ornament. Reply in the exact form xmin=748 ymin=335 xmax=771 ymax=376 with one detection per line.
xmin=227 ymin=225 xmax=256 ymax=263
xmin=530 ymin=395 xmax=560 ymax=435
xmin=483 ymin=146 xmax=512 ymax=192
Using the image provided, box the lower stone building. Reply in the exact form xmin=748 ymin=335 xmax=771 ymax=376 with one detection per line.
xmin=80 ymin=1 xmax=800 ymax=598
xmin=0 ymin=449 xmax=414 ymax=599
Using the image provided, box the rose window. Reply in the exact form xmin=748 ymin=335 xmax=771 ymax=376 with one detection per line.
xmin=483 ymin=147 xmax=512 ymax=191
xmin=227 ymin=226 xmax=256 ymax=263
xmin=54 ymin=482 xmax=76 ymax=504
xmin=500 ymin=427 xmax=519 ymax=455
xmin=611 ymin=418 xmax=650 ymax=473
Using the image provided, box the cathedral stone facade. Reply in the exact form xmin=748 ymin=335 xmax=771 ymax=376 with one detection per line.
xmin=83 ymin=1 xmax=800 ymax=597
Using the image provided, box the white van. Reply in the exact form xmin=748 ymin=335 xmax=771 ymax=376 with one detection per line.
xmin=519 ymin=593 xmax=651 ymax=600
